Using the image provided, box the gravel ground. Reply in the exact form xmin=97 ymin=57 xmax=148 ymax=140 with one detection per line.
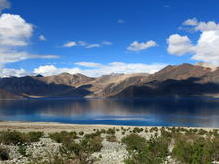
xmin=0 ymin=121 xmax=218 ymax=164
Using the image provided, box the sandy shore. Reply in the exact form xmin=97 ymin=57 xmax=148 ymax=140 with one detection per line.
xmin=0 ymin=121 xmax=217 ymax=132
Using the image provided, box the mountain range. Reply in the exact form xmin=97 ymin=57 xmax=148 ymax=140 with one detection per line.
xmin=1 ymin=63 xmax=219 ymax=99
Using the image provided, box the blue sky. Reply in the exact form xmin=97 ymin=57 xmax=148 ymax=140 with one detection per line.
xmin=0 ymin=0 xmax=219 ymax=77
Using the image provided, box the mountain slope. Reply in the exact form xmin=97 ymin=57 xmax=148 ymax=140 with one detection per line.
xmin=1 ymin=63 xmax=219 ymax=99
xmin=37 ymin=73 xmax=95 ymax=87
xmin=0 ymin=76 xmax=91 ymax=98
xmin=114 ymin=64 xmax=219 ymax=98
xmin=0 ymin=89 xmax=22 ymax=99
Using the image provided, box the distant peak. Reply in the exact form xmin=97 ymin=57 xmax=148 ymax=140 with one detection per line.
xmin=35 ymin=74 xmax=43 ymax=77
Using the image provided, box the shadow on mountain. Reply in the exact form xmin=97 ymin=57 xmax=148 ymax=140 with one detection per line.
xmin=0 ymin=76 xmax=91 ymax=98
xmin=115 ymin=77 xmax=219 ymax=98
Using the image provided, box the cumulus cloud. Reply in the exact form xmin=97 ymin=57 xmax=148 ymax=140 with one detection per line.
xmin=0 ymin=67 xmax=27 ymax=77
xmin=0 ymin=0 xmax=10 ymax=12
xmin=168 ymin=18 xmax=219 ymax=65
xmin=33 ymin=65 xmax=81 ymax=76
xmin=0 ymin=14 xmax=58 ymax=64
xmin=0 ymin=13 xmax=33 ymax=46
xmin=0 ymin=13 xmax=59 ymax=77
xmin=183 ymin=18 xmax=198 ymax=26
xmin=63 ymin=41 xmax=112 ymax=48
xmin=63 ymin=41 xmax=77 ymax=47
xmin=183 ymin=18 xmax=219 ymax=31
xmin=192 ymin=31 xmax=219 ymax=65
xmin=167 ymin=34 xmax=194 ymax=56
xmin=34 ymin=62 xmax=166 ymax=77
xmin=127 ymin=40 xmax=157 ymax=51
xmin=39 ymin=35 xmax=46 ymax=41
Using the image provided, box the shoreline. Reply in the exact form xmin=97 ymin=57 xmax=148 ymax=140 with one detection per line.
xmin=0 ymin=121 xmax=218 ymax=132
xmin=0 ymin=121 xmax=219 ymax=164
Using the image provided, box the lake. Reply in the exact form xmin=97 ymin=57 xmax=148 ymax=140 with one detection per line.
xmin=0 ymin=97 xmax=219 ymax=127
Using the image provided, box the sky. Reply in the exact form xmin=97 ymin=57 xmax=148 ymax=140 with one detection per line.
xmin=0 ymin=0 xmax=219 ymax=77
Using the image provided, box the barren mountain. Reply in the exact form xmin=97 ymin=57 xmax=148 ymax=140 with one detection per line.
xmin=0 ymin=89 xmax=22 ymax=100
xmin=1 ymin=63 xmax=219 ymax=99
xmin=36 ymin=73 xmax=95 ymax=87
xmin=114 ymin=64 xmax=219 ymax=98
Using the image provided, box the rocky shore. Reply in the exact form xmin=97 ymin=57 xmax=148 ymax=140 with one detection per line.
xmin=0 ymin=122 xmax=218 ymax=164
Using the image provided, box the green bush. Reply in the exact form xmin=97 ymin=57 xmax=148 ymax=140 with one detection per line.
xmin=79 ymin=131 xmax=84 ymax=136
xmin=122 ymin=133 xmax=169 ymax=164
xmin=172 ymin=135 xmax=215 ymax=164
xmin=49 ymin=131 xmax=78 ymax=144
xmin=18 ymin=144 xmax=28 ymax=157
xmin=60 ymin=131 xmax=103 ymax=163
xmin=133 ymin=127 xmax=144 ymax=133
xmin=0 ymin=146 xmax=10 ymax=161
xmin=106 ymin=135 xmax=117 ymax=142
xmin=106 ymin=128 xmax=116 ymax=135
xmin=27 ymin=131 xmax=44 ymax=142
xmin=0 ymin=130 xmax=43 ymax=145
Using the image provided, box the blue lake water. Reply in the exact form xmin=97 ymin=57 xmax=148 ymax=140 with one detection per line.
xmin=0 ymin=98 xmax=219 ymax=127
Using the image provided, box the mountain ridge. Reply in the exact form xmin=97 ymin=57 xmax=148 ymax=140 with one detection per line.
xmin=1 ymin=63 xmax=219 ymax=99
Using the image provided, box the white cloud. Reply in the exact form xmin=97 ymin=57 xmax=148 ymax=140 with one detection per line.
xmin=0 ymin=67 xmax=27 ymax=77
xmin=33 ymin=65 xmax=81 ymax=76
xmin=63 ymin=41 xmax=77 ymax=47
xmin=127 ymin=40 xmax=157 ymax=51
xmin=0 ymin=49 xmax=58 ymax=65
xmin=167 ymin=34 xmax=194 ymax=56
xmin=34 ymin=62 xmax=166 ymax=77
xmin=183 ymin=18 xmax=219 ymax=31
xmin=86 ymin=44 xmax=100 ymax=48
xmin=0 ymin=13 xmax=33 ymax=46
xmin=167 ymin=19 xmax=219 ymax=65
xmin=75 ymin=62 xmax=102 ymax=68
xmin=0 ymin=13 xmax=59 ymax=76
xmin=192 ymin=31 xmax=219 ymax=65
xmin=183 ymin=18 xmax=198 ymax=26
xmin=39 ymin=35 xmax=46 ymax=41
xmin=0 ymin=0 xmax=10 ymax=12
xmin=63 ymin=41 xmax=112 ymax=48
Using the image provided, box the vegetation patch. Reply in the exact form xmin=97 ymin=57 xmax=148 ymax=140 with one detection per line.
xmin=0 ymin=130 xmax=44 ymax=145
xmin=0 ymin=146 xmax=10 ymax=161
xmin=49 ymin=131 xmax=78 ymax=144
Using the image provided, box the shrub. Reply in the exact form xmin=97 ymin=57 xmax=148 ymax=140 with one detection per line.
xmin=198 ymin=129 xmax=208 ymax=135
xmin=107 ymin=128 xmax=116 ymax=135
xmin=79 ymin=131 xmax=84 ymax=136
xmin=0 ymin=146 xmax=9 ymax=161
xmin=27 ymin=131 xmax=44 ymax=142
xmin=133 ymin=127 xmax=144 ymax=133
xmin=49 ymin=131 xmax=78 ymax=144
xmin=100 ymin=129 xmax=106 ymax=134
xmin=172 ymin=135 xmax=214 ymax=164
xmin=18 ymin=144 xmax=28 ymax=157
xmin=122 ymin=133 xmax=169 ymax=164
xmin=122 ymin=133 xmax=147 ymax=153
xmin=106 ymin=135 xmax=117 ymax=142
xmin=60 ymin=131 xmax=103 ymax=163
xmin=0 ymin=130 xmax=43 ymax=145
xmin=0 ymin=130 xmax=25 ymax=145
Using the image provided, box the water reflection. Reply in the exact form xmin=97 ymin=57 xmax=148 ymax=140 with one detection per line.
xmin=0 ymin=98 xmax=219 ymax=127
